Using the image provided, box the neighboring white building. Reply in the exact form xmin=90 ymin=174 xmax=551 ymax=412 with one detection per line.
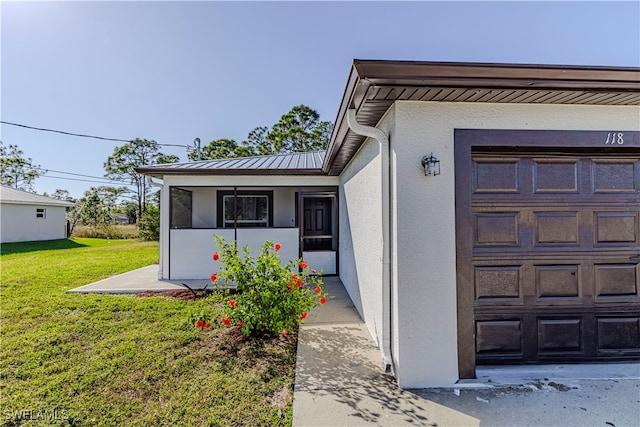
xmin=0 ymin=185 xmax=75 ymax=243
xmin=138 ymin=60 xmax=640 ymax=388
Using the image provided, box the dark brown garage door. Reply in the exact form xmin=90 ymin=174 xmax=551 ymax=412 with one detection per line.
xmin=455 ymin=130 xmax=640 ymax=375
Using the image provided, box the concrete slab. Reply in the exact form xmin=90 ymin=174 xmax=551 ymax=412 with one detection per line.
xmin=293 ymin=277 xmax=640 ymax=427
xmin=67 ymin=264 xmax=212 ymax=294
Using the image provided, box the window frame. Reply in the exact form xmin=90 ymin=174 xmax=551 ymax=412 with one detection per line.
xmin=216 ymin=190 xmax=273 ymax=228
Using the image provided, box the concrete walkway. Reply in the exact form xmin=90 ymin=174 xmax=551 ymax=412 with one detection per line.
xmin=67 ymin=265 xmax=212 ymax=294
xmin=70 ymin=266 xmax=640 ymax=426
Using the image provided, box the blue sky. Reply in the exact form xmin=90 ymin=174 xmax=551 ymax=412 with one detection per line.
xmin=2 ymin=1 xmax=639 ymax=198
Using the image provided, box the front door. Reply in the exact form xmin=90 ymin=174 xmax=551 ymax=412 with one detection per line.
xmin=300 ymin=192 xmax=337 ymax=274
xmin=304 ymin=197 xmax=332 ymax=250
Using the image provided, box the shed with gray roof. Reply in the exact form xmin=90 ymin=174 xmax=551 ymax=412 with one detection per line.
xmin=1 ymin=185 xmax=74 ymax=243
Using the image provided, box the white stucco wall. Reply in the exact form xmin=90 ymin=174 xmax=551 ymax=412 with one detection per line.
xmin=169 ymin=228 xmax=299 ymax=279
xmin=0 ymin=203 xmax=68 ymax=243
xmin=390 ymin=101 xmax=640 ymax=388
xmin=339 ymin=109 xmax=396 ymax=351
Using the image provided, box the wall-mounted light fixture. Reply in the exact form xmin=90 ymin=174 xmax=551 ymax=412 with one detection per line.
xmin=421 ymin=153 xmax=440 ymax=176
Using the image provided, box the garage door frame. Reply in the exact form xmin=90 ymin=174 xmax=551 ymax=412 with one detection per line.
xmin=454 ymin=129 xmax=640 ymax=379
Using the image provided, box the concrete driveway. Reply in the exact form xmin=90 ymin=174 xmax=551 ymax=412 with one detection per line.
xmin=293 ymin=278 xmax=640 ymax=427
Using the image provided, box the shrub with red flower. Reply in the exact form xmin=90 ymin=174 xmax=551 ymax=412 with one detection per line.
xmin=211 ymin=236 xmax=327 ymax=336
xmin=189 ymin=311 xmax=212 ymax=330
xmin=213 ymin=252 xmax=219 ymax=261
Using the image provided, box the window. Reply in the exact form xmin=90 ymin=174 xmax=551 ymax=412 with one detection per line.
xmin=217 ymin=191 xmax=273 ymax=228
xmin=36 ymin=208 xmax=46 ymax=218
xmin=170 ymin=187 xmax=192 ymax=228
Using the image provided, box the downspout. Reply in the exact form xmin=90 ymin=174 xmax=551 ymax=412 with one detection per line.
xmin=147 ymin=176 xmax=164 ymax=279
xmin=346 ymin=109 xmax=393 ymax=374
xmin=147 ymin=176 xmax=163 ymax=189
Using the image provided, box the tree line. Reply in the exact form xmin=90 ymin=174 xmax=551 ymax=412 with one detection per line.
xmin=0 ymin=105 xmax=331 ymax=239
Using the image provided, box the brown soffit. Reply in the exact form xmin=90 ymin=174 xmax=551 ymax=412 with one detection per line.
xmin=322 ymin=59 xmax=640 ymax=176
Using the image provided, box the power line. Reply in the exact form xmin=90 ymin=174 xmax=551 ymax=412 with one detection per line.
xmin=31 ymin=166 xmax=131 ymax=185
xmin=38 ymin=175 xmax=135 ymax=185
xmin=0 ymin=120 xmax=190 ymax=148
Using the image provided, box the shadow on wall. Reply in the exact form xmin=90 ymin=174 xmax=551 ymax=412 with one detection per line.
xmin=336 ymin=206 xmax=364 ymax=317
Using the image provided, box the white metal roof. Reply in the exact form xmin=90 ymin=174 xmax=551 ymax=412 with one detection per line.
xmin=0 ymin=186 xmax=75 ymax=207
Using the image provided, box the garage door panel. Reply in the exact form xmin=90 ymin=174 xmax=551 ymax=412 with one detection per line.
xmin=536 ymin=265 xmax=581 ymax=299
xmin=595 ymin=212 xmax=638 ymax=245
xmin=476 ymin=320 xmax=523 ymax=354
xmin=475 ymin=266 xmax=522 ymax=303
xmin=592 ymin=160 xmax=637 ymax=193
xmin=535 ymin=212 xmax=579 ymax=245
xmin=597 ymin=318 xmax=640 ymax=352
xmin=474 ymin=213 xmax=519 ymax=246
xmin=594 ymin=264 xmax=639 ymax=298
xmin=534 ymin=160 xmax=580 ymax=193
xmin=474 ymin=159 xmax=520 ymax=193
xmin=538 ymin=318 xmax=583 ymax=351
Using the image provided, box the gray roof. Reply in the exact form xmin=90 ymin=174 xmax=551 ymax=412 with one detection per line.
xmin=0 ymin=186 xmax=75 ymax=207
xmin=136 ymin=150 xmax=326 ymax=177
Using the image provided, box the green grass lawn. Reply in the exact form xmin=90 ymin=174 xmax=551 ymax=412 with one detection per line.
xmin=0 ymin=238 xmax=296 ymax=426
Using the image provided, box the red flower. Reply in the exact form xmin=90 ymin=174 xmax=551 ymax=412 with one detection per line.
xmin=274 ymin=243 xmax=281 ymax=251
xmin=281 ymin=330 xmax=288 ymax=337
xmin=287 ymin=282 xmax=294 ymax=290
xmin=311 ymin=269 xmax=317 ymax=274
xmin=320 ymin=297 xmax=326 ymax=305
xmin=221 ymin=317 xmax=231 ymax=325
xmin=212 ymin=252 xmax=219 ymax=261
xmin=237 ymin=322 xmax=244 ymax=327
xmin=228 ymin=299 xmax=237 ymax=308
xmin=203 ymin=322 xmax=211 ymax=329
xmin=296 ymin=279 xmax=303 ymax=288
xmin=196 ymin=319 xmax=204 ymax=328
xmin=300 ymin=260 xmax=308 ymax=269
xmin=291 ymin=273 xmax=298 ymax=280
xmin=315 ymin=287 xmax=321 ymax=294
xmin=301 ymin=312 xmax=307 ymax=320
xmin=210 ymin=273 xmax=217 ymax=282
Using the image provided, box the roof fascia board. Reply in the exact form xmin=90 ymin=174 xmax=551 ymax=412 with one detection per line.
xmin=353 ymin=59 xmax=640 ymax=89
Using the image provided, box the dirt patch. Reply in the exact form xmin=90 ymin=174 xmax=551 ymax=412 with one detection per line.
xmin=135 ymin=289 xmax=211 ymax=300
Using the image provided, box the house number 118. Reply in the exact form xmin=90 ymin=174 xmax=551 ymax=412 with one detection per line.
xmin=604 ymin=132 xmax=624 ymax=145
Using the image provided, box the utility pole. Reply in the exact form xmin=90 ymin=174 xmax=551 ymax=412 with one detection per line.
xmin=193 ymin=138 xmax=201 ymax=161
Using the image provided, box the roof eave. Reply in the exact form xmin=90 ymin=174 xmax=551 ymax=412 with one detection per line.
xmin=323 ymin=59 xmax=640 ymax=176
xmin=135 ymin=167 xmax=326 ymax=177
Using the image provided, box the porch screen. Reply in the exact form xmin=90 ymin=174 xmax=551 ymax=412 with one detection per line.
xmin=170 ymin=187 xmax=192 ymax=228
xmin=217 ymin=190 xmax=273 ymax=228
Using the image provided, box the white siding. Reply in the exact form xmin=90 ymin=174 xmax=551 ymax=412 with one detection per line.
xmin=391 ymin=101 xmax=640 ymax=388
xmin=0 ymin=204 xmax=68 ymax=243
